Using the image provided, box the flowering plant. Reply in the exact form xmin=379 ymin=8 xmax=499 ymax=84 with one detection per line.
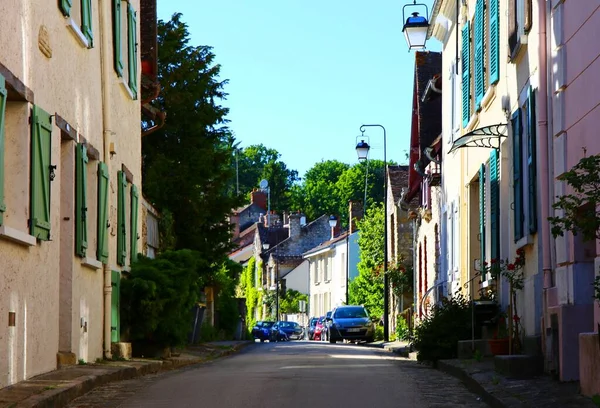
xmin=482 ymin=248 xmax=525 ymax=290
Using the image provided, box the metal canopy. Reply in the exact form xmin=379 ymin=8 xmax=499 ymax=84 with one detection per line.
xmin=448 ymin=123 xmax=508 ymax=153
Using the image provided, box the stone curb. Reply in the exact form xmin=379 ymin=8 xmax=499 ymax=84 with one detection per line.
xmin=437 ymin=360 xmax=506 ymax=408
xmin=361 ymin=342 xmax=411 ymax=357
xmin=18 ymin=341 xmax=253 ymax=408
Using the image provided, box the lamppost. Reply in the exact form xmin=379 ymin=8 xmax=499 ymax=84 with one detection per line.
xmin=401 ymin=1 xmax=430 ymax=51
xmin=356 ymin=124 xmax=389 ymax=342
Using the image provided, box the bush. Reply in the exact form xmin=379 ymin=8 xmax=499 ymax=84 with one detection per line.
xmin=396 ymin=315 xmax=410 ymax=341
xmin=374 ymin=325 xmax=384 ymax=341
xmin=411 ymin=294 xmax=472 ymax=364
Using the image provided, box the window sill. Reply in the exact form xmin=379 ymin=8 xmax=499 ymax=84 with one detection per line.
xmin=465 ymin=112 xmax=479 ymax=133
xmin=0 ymin=225 xmax=37 ymax=246
xmin=481 ymin=85 xmax=496 ymax=112
xmin=515 ymin=234 xmax=534 ymax=250
xmin=119 ymin=78 xmax=136 ymax=100
xmin=509 ymin=36 xmax=528 ymax=64
xmin=66 ymin=18 xmax=91 ymax=49
xmin=81 ymin=257 xmax=102 ymax=271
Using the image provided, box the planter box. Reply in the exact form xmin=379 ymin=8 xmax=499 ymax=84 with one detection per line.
xmin=579 ymin=332 xmax=600 ymax=397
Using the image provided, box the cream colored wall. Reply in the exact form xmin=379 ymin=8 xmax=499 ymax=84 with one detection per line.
xmin=0 ymin=0 xmax=142 ymax=386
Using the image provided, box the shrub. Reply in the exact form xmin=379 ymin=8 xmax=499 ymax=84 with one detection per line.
xmin=374 ymin=325 xmax=384 ymax=341
xmin=411 ymin=294 xmax=472 ymax=364
xmin=396 ymin=315 xmax=410 ymax=341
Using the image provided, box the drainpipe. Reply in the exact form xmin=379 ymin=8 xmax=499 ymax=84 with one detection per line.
xmin=99 ymin=0 xmax=113 ymax=359
xmin=538 ymin=0 xmax=551 ymax=288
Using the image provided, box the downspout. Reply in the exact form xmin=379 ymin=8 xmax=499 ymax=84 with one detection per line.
xmin=538 ymin=0 xmax=551 ymax=288
xmin=345 ymin=234 xmax=349 ymax=304
xmin=99 ymin=0 xmax=113 ymax=359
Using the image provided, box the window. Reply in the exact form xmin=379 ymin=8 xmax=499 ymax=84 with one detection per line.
xmin=0 ymin=74 xmax=6 ymax=225
xmin=117 ymin=170 xmax=127 ymax=265
xmin=325 ymin=256 xmax=332 ymax=281
xmin=474 ymin=0 xmax=486 ymax=109
xmin=113 ymin=1 xmax=138 ymax=99
xmin=461 ymin=21 xmax=471 ymax=128
xmin=60 ymin=0 xmax=94 ymax=48
xmin=450 ymin=60 xmax=461 ymax=141
xmin=508 ymin=0 xmax=532 ymax=60
xmin=97 ymin=162 xmax=109 ymax=263
xmin=30 ymin=106 xmax=53 ymax=241
xmin=130 ymin=184 xmax=139 ymax=263
xmin=512 ymin=87 xmax=537 ymax=242
xmin=75 ymin=144 xmax=88 ymax=257
xmin=479 ymin=163 xmax=486 ymax=263
xmin=489 ymin=149 xmax=500 ymax=261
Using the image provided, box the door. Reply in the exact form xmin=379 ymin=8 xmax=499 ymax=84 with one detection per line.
xmin=111 ymin=270 xmax=121 ymax=343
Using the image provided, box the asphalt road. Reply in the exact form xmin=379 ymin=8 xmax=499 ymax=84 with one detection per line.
xmin=68 ymin=341 xmax=489 ymax=408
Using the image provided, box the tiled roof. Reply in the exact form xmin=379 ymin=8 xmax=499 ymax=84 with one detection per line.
xmin=388 ymin=165 xmax=409 ymax=204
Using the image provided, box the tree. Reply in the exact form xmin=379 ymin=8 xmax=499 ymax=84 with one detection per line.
xmin=349 ymin=203 xmax=385 ymax=318
xmin=279 ymin=289 xmax=308 ymax=314
xmin=142 ymin=14 xmax=242 ymax=265
xmin=336 ymin=159 xmax=386 ymax=225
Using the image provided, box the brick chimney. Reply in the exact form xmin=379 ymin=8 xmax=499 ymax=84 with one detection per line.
xmin=289 ymin=213 xmax=301 ymax=239
xmin=349 ymin=201 xmax=364 ymax=234
xmin=250 ymin=189 xmax=267 ymax=211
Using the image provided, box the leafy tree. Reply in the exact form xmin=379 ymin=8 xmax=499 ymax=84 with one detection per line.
xmin=349 ymin=203 xmax=385 ymax=318
xmin=279 ymin=289 xmax=308 ymax=314
xmin=213 ymin=259 xmax=243 ymax=337
xmin=142 ymin=13 xmax=242 ymax=264
xmin=336 ymin=159 xmax=386 ymax=224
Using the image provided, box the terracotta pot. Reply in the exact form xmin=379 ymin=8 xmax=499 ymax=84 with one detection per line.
xmin=488 ymin=338 xmax=509 ymax=355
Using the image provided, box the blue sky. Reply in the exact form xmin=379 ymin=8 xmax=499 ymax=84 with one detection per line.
xmin=157 ymin=0 xmax=439 ymax=179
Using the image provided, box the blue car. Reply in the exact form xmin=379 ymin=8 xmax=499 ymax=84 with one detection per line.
xmin=270 ymin=321 xmax=304 ymax=341
xmin=252 ymin=321 xmax=274 ymax=342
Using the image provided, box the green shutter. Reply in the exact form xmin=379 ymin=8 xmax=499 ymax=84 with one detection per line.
xmin=75 ymin=144 xmax=88 ymax=257
xmin=81 ymin=0 xmax=93 ymax=47
xmin=111 ymin=270 xmax=120 ymax=343
xmin=489 ymin=149 xmax=499 ymax=261
xmin=59 ymin=0 xmax=72 ymax=16
xmin=127 ymin=4 xmax=138 ymax=99
xmin=30 ymin=106 xmax=53 ymax=241
xmin=97 ymin=162 xmax=109 ymax=263
xmin=117 ymin=170 xmax=127 ymax=266
xmin=461 ymin=22 xmax=471 ymax=127
xmin=0 ymin=74 xmax=7 ymax=225
xmin=527 ymin=86 xmax=537 ymax=234
xmin=512 ymin=109 xmax=524 ymax=241
xmin=113 ymin=0 xmax=124 ymax=76
xmin=130 ymin=184 xmax=139 ymax=263
xmin=479 ymin=163 xmax=486 ymax=265
xmin=474 ymin=0 xmax=485 ymax=108
xmin=489 ymin=0 xmax=500 ymax=85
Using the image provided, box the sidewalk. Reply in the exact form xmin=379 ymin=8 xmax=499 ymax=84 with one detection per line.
xmin=437 ymin=358 xmax=597 ymax=408
xmin=0 ymin=341 xmax=251 ymax=408
xmin=362 ymin=340 xmax=412 ymax=357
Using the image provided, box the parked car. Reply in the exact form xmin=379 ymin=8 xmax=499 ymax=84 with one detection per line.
xmin=307 ymin=317 xmax=319 ymax=340
xmin=270 ymin=321 xmax=304 ymax=341
xmin=313 ymin=316 xmax=326 ymax=341
xmin=326 ymin=305 xmax=375 ymax=343
xmin=251 ymin=321 xmax=274 ymax=342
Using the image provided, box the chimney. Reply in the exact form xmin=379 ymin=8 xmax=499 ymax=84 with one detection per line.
xmin=250 ymin=189 xmax=267 ymax=211
xmin=289 ymin=214 xmax=301 ymax=239
xmin=349 ymin=201 xmax=364 ymax=234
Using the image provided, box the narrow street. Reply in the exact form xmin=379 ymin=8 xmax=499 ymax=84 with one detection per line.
xmin=67 ymin=342 xmax=489 ymax=408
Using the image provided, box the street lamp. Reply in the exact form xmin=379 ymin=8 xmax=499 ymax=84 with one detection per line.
xmin=355 ymin=124 xmax=389 ymax=342
xmin=329 ymin=215 xmax=337 ymax=239
xmin=402 ymin=1 xmax=430 ymax=51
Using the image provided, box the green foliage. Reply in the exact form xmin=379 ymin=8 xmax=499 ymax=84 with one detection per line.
xmin=374 ymin=325 xmax=384 ymax=341
xmin=473 ymin=349 xmax=483 ymax=362
xmin=396 ymin=315 xmax=410 ymax=341
xmin=121 ymin=250 xmax=203 ymax=348
xmin=198 ymin=324 xmax=220 ymax=342
xmin=213 ymin=259 xmax=242 ymax=337
xmin=240 ymin=257 xmax=262 ymax=333
xmin=279 ymin=289 xmax=308 ymax=314
xmin=412 ymin=295 xmax=472 ymax=364
xmin=143 ymin=13 xmax=243 ymax=263
xmin=388 ymin=262 xmax=413 ymax=298
xmin=591 ymin=394 xmax=600 ymax=407
xmin=548 ymin=154 xmax=600 ymax=241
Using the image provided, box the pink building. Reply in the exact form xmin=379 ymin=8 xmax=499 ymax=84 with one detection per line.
xmin=541 ymin=0 xmax=600 ymax=392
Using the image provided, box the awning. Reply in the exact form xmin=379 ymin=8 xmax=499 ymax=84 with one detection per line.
xmin=448 ymin=124 xmax=508 ymax=154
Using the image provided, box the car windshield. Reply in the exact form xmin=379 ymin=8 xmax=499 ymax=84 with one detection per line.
xmin=309 ymin=318 xmax=318 ymax=327
xmin=261 ymin=322 xmax=274 ymax=328
xmin=334 ymin=307 xmax=369 ymax=319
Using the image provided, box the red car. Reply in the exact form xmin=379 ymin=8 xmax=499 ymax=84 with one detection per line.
xmin=313 ymin=316 xmax=326 ymax=341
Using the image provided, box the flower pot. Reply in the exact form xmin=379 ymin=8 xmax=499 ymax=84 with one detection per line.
xmin=488 ymin=338 xmax=509 ymax=356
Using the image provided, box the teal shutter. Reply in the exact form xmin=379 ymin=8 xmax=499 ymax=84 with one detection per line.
xmin=111 ymin=270 xmax=121 ymax=343
xmin=512 ymin=109 xmax=524 ymax=241
xmin=113 ymin=0 xmax=124 ymax=76
xmin=461 ymin=22 xmax=471 ymax=127
xmin=489 ymin=150 xmax=499 ymax=261
xmin=81 ymin=0 xmax=93 ymax=47
xmin=527 ymin=87 xmax=537 ymax=233
xmin=127 ymin=4 xmax=138 ymax=99
xmin=489 ymin=0 xmax=500 ymax=85
xmin=130 ymin=184 xmax=139 ymax=263
xmin=474 ymin=0 xmax=485 ymax=108
xmin=479 ymin=164 xmax=486 ymax=264
xmin=97 ymin=162 xmax=109 ymax=263
xmin=0 ymin=74 xmax=6 ymax=225
xmin=30 ymin=106 xmax=53 ymax=241
xmin=75 ymin=144 xmax=88 ymax=257
xmin=59 ymin=0 xmax=72 ymax=16
xmin=117 ymin=170 xmax=127 ymax=266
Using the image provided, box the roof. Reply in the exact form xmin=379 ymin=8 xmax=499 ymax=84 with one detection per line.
xmin=303 ymin=231 xmax=350 ymax=257
xmin=387 ymin=165 xmax=409 ymax=204
xmin=415 ymin=51 xmax=442 ymax=164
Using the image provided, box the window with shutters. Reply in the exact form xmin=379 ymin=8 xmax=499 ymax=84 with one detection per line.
xmin=117 ymin=170 xmax=127 ymax=266
xmin=30 ymin=106 xmax=53 ymax=241
xmin=97 ymin=162 xmax=109 ymax=263
xmin=508 ymin=0 xmax=532 ymax=61
xmin=75 ymin=144 xmax=88 ymax=257
xmin=479 ymin=164 xmax=486 ymax=265
xmin=511 ymin=87 xmax=538 ymax=244
xmin=0 ymin=74 xmax=6 ymax=227
xmin=59 ymin=0 xmax=94 ymax=48
xmin=114 ymin=1 xmax=138 ymax=99
xmin=130 ymin=184 xmax=139 ymax=263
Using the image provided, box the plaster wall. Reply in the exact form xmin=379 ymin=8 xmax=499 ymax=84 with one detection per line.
xmin=284 ymin=260 xmax=309 ymax=295
xmin=0 ymin=0 xmax=142 ymax=387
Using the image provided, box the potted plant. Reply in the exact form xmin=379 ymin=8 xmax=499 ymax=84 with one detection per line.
xmin=488 ymin=315 xmax=509 ymax=355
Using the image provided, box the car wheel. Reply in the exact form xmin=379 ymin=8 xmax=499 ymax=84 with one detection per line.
xmin=260 ymin=339 xmax=265 ymax=343
xmin=365 ymin=336 xmax=375 ymax=343
xmin=329 ymin=337 xmax=337 ymax=344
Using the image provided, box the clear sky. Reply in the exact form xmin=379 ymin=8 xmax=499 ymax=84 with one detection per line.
xmin=157 ymin=0 xmax=440 ymax=179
